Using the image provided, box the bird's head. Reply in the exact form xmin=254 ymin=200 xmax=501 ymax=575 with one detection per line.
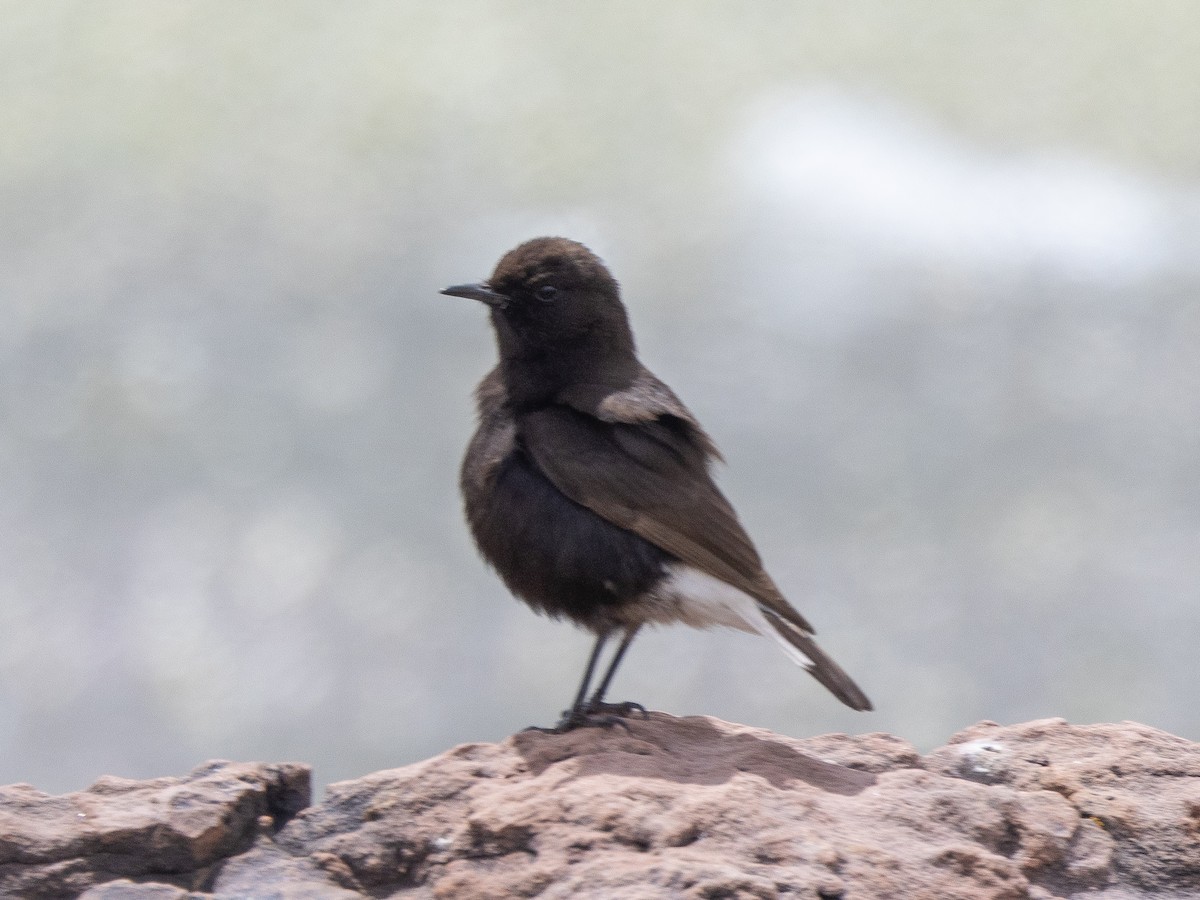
xmin=443 ymin=237 xmax=634 ymax=354
xmin=443 ymin=237 xmax=638 ymax=404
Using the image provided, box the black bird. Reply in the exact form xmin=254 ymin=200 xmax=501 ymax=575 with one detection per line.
xmin=444 ymin=237 xmax=871 ymax=730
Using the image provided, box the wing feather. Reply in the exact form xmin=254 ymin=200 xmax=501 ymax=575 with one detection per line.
xmin=519 ymin=374 xmax=814 ymax=635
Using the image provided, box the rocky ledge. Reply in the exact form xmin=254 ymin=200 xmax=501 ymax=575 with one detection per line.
xmin=2 ymin=715 xmax=1198 ymax=899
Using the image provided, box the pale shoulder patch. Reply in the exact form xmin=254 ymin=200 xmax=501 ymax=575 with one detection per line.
xmin=594 ymin=367 xmax=723 ymax=461
xmin=595 ymin=367 xmax=689 ymax=422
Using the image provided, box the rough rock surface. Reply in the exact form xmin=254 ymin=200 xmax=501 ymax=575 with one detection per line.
xmin=3 ymin=716 xmax=1199 ymax=898
xmin=0 ymin=760 xmax=309 ymax=898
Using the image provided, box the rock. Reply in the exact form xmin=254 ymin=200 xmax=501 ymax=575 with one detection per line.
xmin=79 ymin=881 xmax=195 ymax=899
xmin=925 ymin=718 xmax=1200 ymax=894
xmin=0 ymin=760 xmax=309 ymax=898
xmin=3 ymin=716 xmax=1199 ymax=898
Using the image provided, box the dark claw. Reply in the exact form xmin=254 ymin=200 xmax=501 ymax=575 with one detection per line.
xmin=585 ymin=700 xmax=649 ymax=720
xmin=524 ymin=700 xmax=649 ymax=733
xmin=520 ymin=715 xmax=622 ymax=733
xmin=544 ymin=706 xmax=636 ymax=733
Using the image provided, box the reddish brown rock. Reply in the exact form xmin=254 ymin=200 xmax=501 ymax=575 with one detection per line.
xmin=925 ymin=718 xmax=1200 ymax=894
xmin=0 ymin=760 xmax=309 ymax=898
xmin=3 ymin=716 xmax=1199 ymax=898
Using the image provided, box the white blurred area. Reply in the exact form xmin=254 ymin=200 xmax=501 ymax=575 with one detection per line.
xmin=1 ymin=2 xmax=1199 ymax=793
xmin=737 ymin=89 xmax=1183 ymax=282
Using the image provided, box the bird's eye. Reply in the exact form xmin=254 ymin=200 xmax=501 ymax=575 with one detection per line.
xmin=535 ymin=284 xmax=559 ymax=302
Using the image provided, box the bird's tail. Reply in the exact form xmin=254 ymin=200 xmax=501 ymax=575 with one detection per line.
xmin=758 ymin=609 xmax=873 ymax=712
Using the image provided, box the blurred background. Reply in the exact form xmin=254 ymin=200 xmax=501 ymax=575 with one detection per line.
xmin=3 ymin=2 xmax=1199 ymax=794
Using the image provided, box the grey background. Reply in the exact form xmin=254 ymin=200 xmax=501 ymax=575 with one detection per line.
xmin=3 ymin=2 xmax=1199 ymax=794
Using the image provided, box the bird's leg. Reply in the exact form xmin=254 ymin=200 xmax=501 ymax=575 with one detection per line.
xmin=540 ymin=629 xmax=614 ymax=732
xmin=584 ymin=624 xmax=648 ymax=719
xmin=566 ymin=628 xmax=610 ymax=719
xmin=538 ymin=626 xmax=648 ymax=732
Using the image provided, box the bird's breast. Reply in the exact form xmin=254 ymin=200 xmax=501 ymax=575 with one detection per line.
xmin=461 ymin=434 xmax=671 ymax=630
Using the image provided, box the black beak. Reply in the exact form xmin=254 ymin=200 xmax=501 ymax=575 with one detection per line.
xmin=441 ymin=282 xmax=509 ymax=309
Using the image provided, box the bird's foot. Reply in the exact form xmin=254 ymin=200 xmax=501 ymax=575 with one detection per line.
xmin=552 ymin=707 xmax=630 ymax=733
xmin=551 ymin=700 xmax=648 ymax=732
xmin=527 ymin=703 xmax=644 ymax=733
xmin=584 ymin=699 xmax=649 ymax=720
xmin=521 ymin=712 xmax=618 ymax=734
xmin=523 ymin=700 xmax=649 ymax=734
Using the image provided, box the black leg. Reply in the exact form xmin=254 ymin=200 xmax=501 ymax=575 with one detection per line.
xmin=566 ymin=629 xmax=611 ymax=719
xmin=587 ymin=624 xmax=641 ymax=708
xmin=540 ymin=625 xmax=647 ymax=732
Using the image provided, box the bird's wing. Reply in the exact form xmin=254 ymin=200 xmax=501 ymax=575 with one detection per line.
xmin=557 ymin=365 xmax=724 ymax=463
xmin=521 ymin=370 xmax=814 ymax=635
xmin=525 ymin=369 xmax=873 ymax=712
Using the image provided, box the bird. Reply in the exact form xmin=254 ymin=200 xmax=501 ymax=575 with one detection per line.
xmin=443 ymin=236 xmax=871 ymax=731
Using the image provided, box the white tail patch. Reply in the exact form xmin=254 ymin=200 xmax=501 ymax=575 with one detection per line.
xmin=654 ymin=564 xmax=815 ymax=669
